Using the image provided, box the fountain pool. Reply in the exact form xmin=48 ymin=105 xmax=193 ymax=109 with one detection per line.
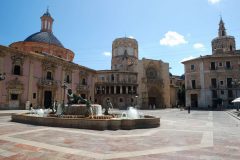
xmin=12 ymin=104 xmax=160 ymax=130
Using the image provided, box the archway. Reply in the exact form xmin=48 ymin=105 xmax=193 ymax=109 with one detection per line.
xmin=148 ymin=87 xmax=162 ymax=109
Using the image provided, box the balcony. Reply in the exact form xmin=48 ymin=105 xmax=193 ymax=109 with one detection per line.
xmin=77 ymin=84 xmax=88 ymax=92
xmin=209 ymin=67 xmax=218 ymax=71
xmin=186 ymin=86 xmax=201 ymax=90
xmin=38 ymin=79 xmax=58 ymax=88
xmin=225 ymin=66 xmax=233 ymax=70
xmin=147 ymin=79 xmax=164 ymax=85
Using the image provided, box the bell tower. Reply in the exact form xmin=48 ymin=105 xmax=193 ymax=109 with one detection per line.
xmin=211 ymin=17 xmax=236 ymax=54
xmin=40 ymin=8 xmax=54 ymax=32
xmin=111 ymin=37 xmax=138 ymax=71
xmin=218 ymin=17 xmax=226 ymax=37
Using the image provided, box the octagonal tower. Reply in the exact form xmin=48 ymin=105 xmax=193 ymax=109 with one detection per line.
xmin=111 ymin=37 xmax=138 ymax=71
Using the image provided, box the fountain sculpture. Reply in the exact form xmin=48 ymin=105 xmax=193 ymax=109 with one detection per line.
xmin=12 ymin=90 xmax=160 ymax=130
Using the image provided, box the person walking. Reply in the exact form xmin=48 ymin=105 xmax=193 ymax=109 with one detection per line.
xmin=188 ymin=106 xmax=191 ymax=114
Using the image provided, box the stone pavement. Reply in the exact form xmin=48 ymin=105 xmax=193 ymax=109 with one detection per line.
xmin=0 ymin=109 xmax=239 ymax=159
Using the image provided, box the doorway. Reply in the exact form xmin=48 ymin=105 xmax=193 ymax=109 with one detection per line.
xmin=44 ymin=91 xmax=52 ymax=108
xmin=190 ymin=94 xmax=198 ymax=108
xmin=149 ymin=97 xmax=156 ymax=108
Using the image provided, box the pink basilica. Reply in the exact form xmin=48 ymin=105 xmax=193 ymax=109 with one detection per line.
xmin=0 ymin=10 xmax=182 ymax=110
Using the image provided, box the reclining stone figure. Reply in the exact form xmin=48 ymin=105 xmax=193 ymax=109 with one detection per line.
xmin=67 ymin=89 xmax=92 ymax=116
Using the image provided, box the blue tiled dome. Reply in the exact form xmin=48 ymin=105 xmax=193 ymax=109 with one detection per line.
xmin=24 ymin=31 xmax=64 ymax=47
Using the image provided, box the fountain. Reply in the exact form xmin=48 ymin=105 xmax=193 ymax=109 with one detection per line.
xmin=11 ymin=90 xmax=160 ymax=130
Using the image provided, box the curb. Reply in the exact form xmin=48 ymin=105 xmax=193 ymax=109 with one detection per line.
xmin=225 ymin=110 xmax=240 ymax=121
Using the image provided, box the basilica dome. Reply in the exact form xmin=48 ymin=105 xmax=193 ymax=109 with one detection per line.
xmin=24 ymin=31 xmax=63 ymax=47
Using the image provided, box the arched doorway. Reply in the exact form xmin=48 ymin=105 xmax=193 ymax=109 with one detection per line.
xmin=148 ymin=87 xmax=162 ymax=109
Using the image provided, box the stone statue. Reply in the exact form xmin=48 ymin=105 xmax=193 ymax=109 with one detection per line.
xmin=104 ymin=99 xmax=113 ymax=115
xmin=66 ymin=89 xmax=93 ymax=117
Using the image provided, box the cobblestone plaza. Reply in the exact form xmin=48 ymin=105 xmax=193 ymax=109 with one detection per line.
xmin=0 ymin=109 xmax=239 ymax=160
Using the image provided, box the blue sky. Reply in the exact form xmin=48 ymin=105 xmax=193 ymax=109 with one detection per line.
xmin=1 ymin=0 xmax=240 ymax=75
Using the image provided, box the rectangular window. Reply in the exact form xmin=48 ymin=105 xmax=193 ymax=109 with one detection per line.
xmin=211 ymin=78 xmax=217 ymax=88
xmin=191 ymin=64 xmax=195 ymax=71
xmin=219 ymin=62 xmax=222 ymax=67
xmin=191 ymin=80 xmax=196 ymax=89
xmin=227 ymin=78 xmax=232 ymax=88
xmin=210 ymin=62 xmax=216 ymax=70
xmin=221 ymin=90 xmax=224 ymax=95
xmin=226 ymin=61 xmax=231 ymax=69
xmin=116 ymin=86 xmax=120 ymax=94
xmin=111 ymin=86 xmax=114 ymax=94
xmin=228 ymin=90 xmax=233 ymax=98
xmin=106 ymin=86 xmax=110 ymax=94
xmin=46 ymin=71 xmax=52 ymax=80
xmin=212 ymin=90 xmax=217 ymax=98
xmin=33 ymin=93 xmax=36 ymax=99
xmin=220 ymin=81 xmax=224 ymax=85
xmin=13 ymin=65 xmax=21 ymax=75
xmin=11 ymin=94 xmax=18 ymax=100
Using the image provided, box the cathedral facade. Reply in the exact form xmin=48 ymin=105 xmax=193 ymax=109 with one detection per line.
xmin=0 ymin=10 xmax=174 ymax=110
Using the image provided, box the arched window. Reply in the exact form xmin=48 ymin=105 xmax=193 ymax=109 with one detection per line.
xmin=66 ymin=75 xmax=70 ymax=83
xmin=13 ymin=65 xmax=21 ymax=75
xmin=111 ymin=74 xmax=114 ymax=81
xmin=230 ymin=45 xmax=233 ymax=51
xmin=82 ymin=78 xmax=86 ymax=85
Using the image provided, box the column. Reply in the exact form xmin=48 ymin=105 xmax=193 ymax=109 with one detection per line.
xmin=27 ymin=60 xmax=34 ymax=108
xmin=61 ymin=69 xmax=65 ymax=102
xmin=120 ymin=85 xmax=122 ymax=94
xmin=126 ymin=86 xmax=128 ymax=94
xmin=0 ymin=56 xmax=3 ymax=104
xmin=114 ymin=86 xmax=116 ymax=94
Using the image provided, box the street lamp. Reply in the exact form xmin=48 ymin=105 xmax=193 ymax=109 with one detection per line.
xmin=61 ymin=81 xmax=68 ymax=112
xmin=135 ymin=95 xmax=138 ymax=108
xmin=232 ymin=79 xmax=240 ymax=111
xmin=0 ymin=73 xmax=6 ymax=81
xmin=129 ymin=88 xmax=135 ymax=107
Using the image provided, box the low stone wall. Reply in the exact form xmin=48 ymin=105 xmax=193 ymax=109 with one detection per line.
xmin=64 ymin=104 xmax=87 ymax=115
xmin=11 ymin=114 xmax=160 ymax=130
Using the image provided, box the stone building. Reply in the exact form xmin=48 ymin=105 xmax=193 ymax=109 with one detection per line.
xmin=169 ymin=74 xmax=185 ymax=107
xmin=182 ymin=18 xmax=240 ymax=109
xmin=95 ymin=38 xmax=171 ymax=109
xmin=0 ymin=10 xmax=96 ymax=109
xmin=0 ymin=10 xmax=173 ymax=109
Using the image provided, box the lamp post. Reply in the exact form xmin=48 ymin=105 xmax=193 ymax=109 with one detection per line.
xmin=61 ymin=81 xmax=68 ymax=111
xmin=135 ymin=95 xmax=138 ymax=108
xmin=232 ymin=79 xmax=240 ymax=111
xmin=129 ymin=88 xmax=134 ymax=107
xmin=0 ymin=73 xmax=6 ymax=81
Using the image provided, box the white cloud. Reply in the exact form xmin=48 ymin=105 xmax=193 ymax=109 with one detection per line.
xmin=180 ymin=56 xmax=196 ymax=63
xmin=128 ymin=36 xmax=134 ymax=39
xmin=160 ymin=31 xmax=187 ymax=47
xmin=208 ymin=0 xmax=221 ymax=4
xmin=103 ymin=51 xmax=111 ymax=57
xmin=193 ymin=43 xmax=205 ymax=50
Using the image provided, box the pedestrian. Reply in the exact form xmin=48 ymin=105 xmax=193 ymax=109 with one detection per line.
xmin=188 ymin=106 xmax=191 ymax=114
